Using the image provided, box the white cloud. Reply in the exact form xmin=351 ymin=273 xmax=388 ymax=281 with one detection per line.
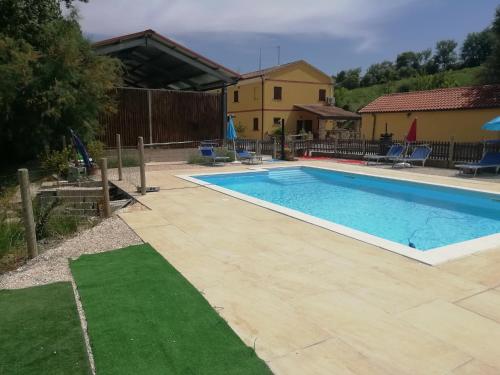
xmin=77 ymin=0 xmax=418 ymax=50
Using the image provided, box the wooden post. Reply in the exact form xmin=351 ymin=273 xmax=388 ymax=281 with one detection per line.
xmin=17 ymin=169 xmax=37 ymax=258
xmin=100 ymin=158 xmax=111 ymax=218
xmin=138 ymin=136 xmax=146 ymax=195
xmin=116 ymin=133 xmax=123 ymax=181
xmin=62 ymin=135 xmax=67 ymax=150
xmin=448 ymin=136 xmax=455 ymax=169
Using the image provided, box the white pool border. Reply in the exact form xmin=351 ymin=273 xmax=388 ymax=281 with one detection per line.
xmin=177 ymin=164 xmax=500 ymax=266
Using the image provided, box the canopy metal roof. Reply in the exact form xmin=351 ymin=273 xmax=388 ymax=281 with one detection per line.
xmin=93 ymin=30 xmax=240 ymax=91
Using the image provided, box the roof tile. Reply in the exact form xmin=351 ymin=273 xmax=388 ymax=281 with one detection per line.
xmin=358 ymin=85 xmax=500 ymax=113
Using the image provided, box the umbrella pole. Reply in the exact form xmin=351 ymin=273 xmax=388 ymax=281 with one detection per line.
xmin=232 ymin=139 xmax=240 ymax=164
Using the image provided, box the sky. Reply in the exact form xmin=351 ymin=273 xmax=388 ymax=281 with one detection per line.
xmin=77 ymin=0 xmax=499 ymax=76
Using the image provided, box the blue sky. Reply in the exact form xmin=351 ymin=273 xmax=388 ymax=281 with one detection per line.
xmin=78 ymin=0 xmax=498 ymax=75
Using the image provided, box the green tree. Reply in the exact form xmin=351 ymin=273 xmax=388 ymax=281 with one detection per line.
xmin=338 ymin=68 xmax=361 ymax=89
xmin=361 ymin=61 xmax=398 ymax=86
xmin=0 ymin=3 xmax=121 ymax=163
xmin=483 ymin=6 xmax=500 ymax=83
xmin=461 ymin=30 xmax=494 ymax=67
xmin=434 ymin=39 xmax=458 ymax=71
xmin=0 ymin=0 xmax=86 ymax=44
xmin=334 ymin=70 xmax=346 ymax=87
xmin=396 ymin=51 xmax=418 ymax=77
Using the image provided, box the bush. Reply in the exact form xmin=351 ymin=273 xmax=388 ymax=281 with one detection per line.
xmin=87 ymin=140 xmax=105 ymax=163
xmin=0 ymin=216 xmax=24 ymax=260
xmin=40 ymin=147 xmax=72 ymax=176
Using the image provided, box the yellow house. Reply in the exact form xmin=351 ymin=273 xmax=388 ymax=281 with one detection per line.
xmin=226 ymin=60 xmax=360 ymax=140
xmin=359 ymin=85 xmax=500 ymax=142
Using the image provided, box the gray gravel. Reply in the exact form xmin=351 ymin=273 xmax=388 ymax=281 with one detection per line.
xmin=0 ymin=216 xmax=143 ymax=290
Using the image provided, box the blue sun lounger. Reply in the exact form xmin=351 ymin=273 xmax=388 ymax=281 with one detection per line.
xmin=392 ymin=145 xmax=432 ymax=168
xmin=455 ymin=152 xmax=500 ymax=177
xmin=364 ymin=144 xmax=404 ymax=165
xmin=199 ymin=146 xmax=230 ymax=166
xmin=236 ymin=149 xmax=263 ymax=164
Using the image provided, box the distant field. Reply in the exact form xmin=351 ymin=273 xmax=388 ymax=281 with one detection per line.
xmin=336 ymin=66 xmax=483 ymax=112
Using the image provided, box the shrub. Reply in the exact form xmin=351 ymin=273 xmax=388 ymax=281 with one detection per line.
xmin=87 ymin=140 xmax=105 ymax=163
xmin=40 ymin=147 xmax=72 ymax=176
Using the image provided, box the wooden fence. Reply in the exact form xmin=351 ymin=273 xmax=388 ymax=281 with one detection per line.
xmin=99 ymin=87 xmax=223 ymax=147
xmin=235 ymin=138 xmax=500 ymax=165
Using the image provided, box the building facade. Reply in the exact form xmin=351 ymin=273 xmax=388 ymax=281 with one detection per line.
xmin=226 ymin=60 xmax=360 ymax=140
xmin=359 ymin=86 xmax=500 ymax=142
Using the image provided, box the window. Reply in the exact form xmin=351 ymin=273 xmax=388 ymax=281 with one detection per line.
xmin=233 ymin=90 xmax=239 ymax=103
xmin=319 ymin=89 xmax=326 ymax=102
xmin=273 ymin=86 xmax=282 ymax=100
xmin=253 ymin=118 xmax=259 ymax=131
xmin=273 ymin=117 xmax=282 ymax=126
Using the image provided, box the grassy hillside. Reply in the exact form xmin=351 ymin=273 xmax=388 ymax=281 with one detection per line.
xmin=335 ymin=66 xmax=483 ymax=112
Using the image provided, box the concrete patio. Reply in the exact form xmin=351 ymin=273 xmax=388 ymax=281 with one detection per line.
xmin=117 ymin=161 xmax=500 ymax=374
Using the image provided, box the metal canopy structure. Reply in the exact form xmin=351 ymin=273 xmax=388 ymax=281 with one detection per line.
xmin=93 ymin=30 xmax=240 ymax=91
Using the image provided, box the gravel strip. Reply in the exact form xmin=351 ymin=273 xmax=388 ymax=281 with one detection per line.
xmin=0 ymin=216 xmax=143 ymax=290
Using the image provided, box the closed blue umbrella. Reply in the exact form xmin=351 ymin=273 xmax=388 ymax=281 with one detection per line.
xmin=227 ymin=116 xmax=238 ymax=162
xmin=482 ymin=116 xmax=500 ymax=131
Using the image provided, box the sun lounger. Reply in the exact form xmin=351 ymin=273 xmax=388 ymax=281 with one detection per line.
xmin=236 ymin=149 xmax=263 ymax=165
xmin=455 ymin=152 xmax=500 ymax=177
xmin=364 ymin=144 xmax=404 ymax=165
xmin=199 ymin=146 xmax=229 ymax=166
xmin=392 ymin=145 xmax=432 ymax=168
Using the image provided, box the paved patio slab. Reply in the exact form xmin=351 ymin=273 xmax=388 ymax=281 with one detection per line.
xmin=118 ymin=161 xmax=500 ymax=374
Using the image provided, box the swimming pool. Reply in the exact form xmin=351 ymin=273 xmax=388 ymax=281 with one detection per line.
xmin=182 ymin=166 xmax=500 ymax=264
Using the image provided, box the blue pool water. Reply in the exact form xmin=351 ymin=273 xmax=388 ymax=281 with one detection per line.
xmin=196 ymin=167 xmax=500 ymax=250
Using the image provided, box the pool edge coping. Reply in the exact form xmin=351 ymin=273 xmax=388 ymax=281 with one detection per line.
xmin=177 ymin=164 xmax=500 ymax=266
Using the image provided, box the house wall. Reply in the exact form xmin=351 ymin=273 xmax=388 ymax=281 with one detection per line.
xmin=360 ymin=108 xmax=500 ymax=142
xmin=227 ymin=62 xmax=334 ymax=139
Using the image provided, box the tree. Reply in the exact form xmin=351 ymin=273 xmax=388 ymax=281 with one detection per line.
xmin=0 ymin=0 xmax=86 ymax=45
xmin=0 ymin=2 xmax=121 ymax=162
xmin=396 ymin=51 xmax=419 ymax=77
xmin=461 ymin=30 xmax=494 ymax=67
xmin=334 ymin=70 xmax=346 ymax=86
xmin=338 ymin=68 xmax=361 ymax=89
xmin=483 ymin=6 xmax=500 ymax=83
xmin=361 ymin=61 xmax=398 ymax=86
xmin=434 ymin=39 xmax=458 ymax=71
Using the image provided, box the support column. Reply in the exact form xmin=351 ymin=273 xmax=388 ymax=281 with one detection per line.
xmin=147 ymin=90 xmax=153 ymax=144
xmin=138 ymin=137 xmax=146 ymax=195
xmin=221 ymin=86 xmax=227 ymax=141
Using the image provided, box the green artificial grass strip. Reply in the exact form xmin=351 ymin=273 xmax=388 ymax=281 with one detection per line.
xmin=0 ymin=282 xmax=91 ymax=375
xmin=70 ymin=244 xmax=272 ymax=375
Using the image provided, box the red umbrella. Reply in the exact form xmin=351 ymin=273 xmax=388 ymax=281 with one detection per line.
xmin=405 ymin=118 xmax=417 ymax=143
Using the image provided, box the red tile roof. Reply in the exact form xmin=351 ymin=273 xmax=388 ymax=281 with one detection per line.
xmin=358 ymin=85 xmax=500 ymax=113
xmin=294 ymin=104 xmax=360 ymax=119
